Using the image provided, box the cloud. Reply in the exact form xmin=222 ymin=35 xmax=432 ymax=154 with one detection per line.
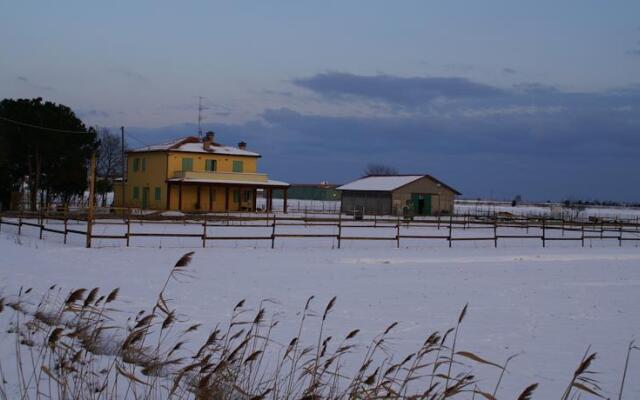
xmin=626 ymin=49 xmax=640 ymax=56
xmin=502 ymin=67 xmax=517 ymax=74
xmin=16 ymin=75 xmax=54 ymax=91
xmin=78 ymin=109 xmax=110 ymax=119
xmin=292 ymin=72 xmax=504 ymax=106
xmin=110 ymin=67 xmax=151 ymax=85
xmin=124 ymin=74 xmax=640 ymax=201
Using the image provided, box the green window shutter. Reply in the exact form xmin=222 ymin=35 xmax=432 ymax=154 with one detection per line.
xmin=205 ymin=159 xmax=217 ymax=171
xmin=141 ymin=158 xmax=146 ymax=171
xmin=133 ymin=158 xmax=140 ymax=172
xmin=182 ymin=158 xmax=193 ymax=172
xmin=154 ymin=187 xmax=161 ymax=201
xmin=232 ymin=160 xmax=243 ymax=172
xmin=233 ymin=190 xmax=240 ymax=203
xmin=133 ymin=187 xmax=139 ymax=199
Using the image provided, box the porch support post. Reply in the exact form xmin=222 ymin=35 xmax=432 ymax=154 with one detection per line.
xmin=178 ymin=182 xmax=183 ymax=211
xmin=166 ymin=182 xmax=171 ymax=210
xmin=283 ymin=188 xmax=288 ymax=214
xmin=209 ymin=185 xmax=213 ymax=211
xmin=225 ymin=186 xmax=230 ymax=211
xmin=267 ymin=188 xmax=273 ymax=213
xmin=196 ymin=185 xmax=201 ymax=210
xmin=252 ymin=188 xmax=257 ymax=212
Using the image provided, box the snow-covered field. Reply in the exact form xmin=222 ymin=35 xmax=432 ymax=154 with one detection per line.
xmin=1 ymin=222 xmax=640 ymax=398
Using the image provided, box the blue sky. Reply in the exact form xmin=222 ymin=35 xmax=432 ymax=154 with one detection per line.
xmin=2 ymin=1 xmax=640 ymax=201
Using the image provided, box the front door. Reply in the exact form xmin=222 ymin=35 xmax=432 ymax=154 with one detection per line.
xmin=142 ymin=187 xmax=149 ymax=209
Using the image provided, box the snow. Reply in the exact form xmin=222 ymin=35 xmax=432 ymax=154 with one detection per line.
xmin=1 ymin=222 xmax=640 ymax=398
xmin=337 ymin=175 xmax=423 ymax=191
xmin=128 ymin=136 xmax=260 ymax=157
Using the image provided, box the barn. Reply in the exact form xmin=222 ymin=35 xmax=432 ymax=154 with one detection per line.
xmin=337 ymin=175 xmax=461 ymax=216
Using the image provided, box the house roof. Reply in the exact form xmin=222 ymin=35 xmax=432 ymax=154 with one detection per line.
xmin=337 ymin=175 xmax=461 ymax=195
xmin=128 ymin=136 xmax=261 ymax=157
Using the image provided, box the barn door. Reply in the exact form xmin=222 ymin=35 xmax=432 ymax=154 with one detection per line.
xmin=411 ymin=193 xmax=432 ymax=216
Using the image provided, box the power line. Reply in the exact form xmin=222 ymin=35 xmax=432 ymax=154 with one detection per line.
xmin=0 ymin=115 xmax=90 ymax=135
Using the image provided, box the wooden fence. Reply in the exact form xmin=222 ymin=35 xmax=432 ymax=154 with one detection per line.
xmin=2 ymin=209 xmax=640 ymax=249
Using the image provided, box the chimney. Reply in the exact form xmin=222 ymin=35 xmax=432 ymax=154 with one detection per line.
xmin=238 ymin=141 xmax=247 ymax=150
xmin=203 ymin=131 xmax=215 ymax=151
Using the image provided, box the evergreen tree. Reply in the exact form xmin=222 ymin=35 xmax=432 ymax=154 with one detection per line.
xmin=0 ymin=98 xmax=97 ymax=210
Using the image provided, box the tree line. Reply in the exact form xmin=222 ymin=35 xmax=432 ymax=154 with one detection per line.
xmin=0 ymin=98 xmax=124 ymax=211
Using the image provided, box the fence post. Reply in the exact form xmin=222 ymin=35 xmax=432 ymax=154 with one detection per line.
xmin=126 ymin=210 xmax=131 ymax=247
xmin=39 ymin=215 xmax=44 ymax=240
xmin=0 ymin=215 xmax=2 ymax=233
xmin=581 ymin=224 xmax=584 ymax=248
xmin=271 ymin=214 xmax=277 ymax=249
xmin=64 ymin=216 xmax=68 ymax=244
xmin=542 ymin=218 xmax=546 ymax=248
xmin=437 ymin=214 xmax=440 ymax=230
xmin=619 ymin=224 xmax=623 ymax=247
xmin=396 ymin=216 xmax=400 ymax=248
xmin=202 ymin=214 xmax=207 ymax=248
xmin=337 ymin=213 xmax=342 ymax=249
xmin=18 ymin=210 xmax=23 ymax=235
xmin=493 ymin=220 xmax=497 ymax=248
xmin=448 ymin=215 xmax=453 ymax=248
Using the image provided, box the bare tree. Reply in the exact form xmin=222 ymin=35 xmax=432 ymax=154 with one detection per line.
xmin=363 ymin=163 xmax=398 ymax=176
xmin=96 ymin=128 xmax=124 ymax=206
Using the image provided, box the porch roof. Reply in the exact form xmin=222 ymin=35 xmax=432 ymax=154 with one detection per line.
xmin=167 ymin=177 xmax=290 ymax=188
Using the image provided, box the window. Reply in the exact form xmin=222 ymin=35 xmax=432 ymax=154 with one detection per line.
xmin=233 ymin=190 xmax=240 ymax=203
xmin=232 ymin=160 xmax=243 ymax=172
xmin=154 ymin=187 xmax=161 ymax=201
xmin=205 ymin=159 xmax=217 ymax=172
xmin=244 ymin=190 xmax=251 ymax=201
xmin=133 ymin=186 xmax=140 ymax=199
xmin=141 ymin=158 xmax=146 ymax=172
xmin=182 ymin=158 xmax=193 ymax=172
xmin=133 ymin=158 xmax=140 ymax=172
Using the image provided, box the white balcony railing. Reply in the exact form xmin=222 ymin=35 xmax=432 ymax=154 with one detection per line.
xmin=172 ymin=170 xmax=269 ymax=182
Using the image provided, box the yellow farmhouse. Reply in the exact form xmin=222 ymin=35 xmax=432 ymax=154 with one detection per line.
xmin=112 ymin=132 xmax=290 ymax=212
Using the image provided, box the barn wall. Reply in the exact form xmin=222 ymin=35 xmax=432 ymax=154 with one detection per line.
xmin=340 ymin=191 xmax=392 ymax=215
xmin=392 ymin=177 xmax=456 ymax=215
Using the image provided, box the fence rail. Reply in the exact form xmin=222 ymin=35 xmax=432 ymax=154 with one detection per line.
xmin=2 ymin=209 xmax=640 ymax=249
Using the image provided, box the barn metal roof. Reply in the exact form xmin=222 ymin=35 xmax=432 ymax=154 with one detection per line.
xmin=337 ymin=175 xmax=461 ymax=195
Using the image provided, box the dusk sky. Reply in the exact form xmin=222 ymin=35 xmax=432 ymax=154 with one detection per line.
xmin=2 ymin=1 xmax=640 ymax=201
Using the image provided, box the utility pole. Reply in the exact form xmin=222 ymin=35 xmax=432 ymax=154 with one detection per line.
xmin=121 ymin=126 xmax=126 ymax=213
xmin=86 ymin=152 xmax=96 ymax=248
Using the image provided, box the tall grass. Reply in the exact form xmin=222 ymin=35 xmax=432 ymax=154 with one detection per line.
xmin=0 ymin=252 xmax=634 ymax=399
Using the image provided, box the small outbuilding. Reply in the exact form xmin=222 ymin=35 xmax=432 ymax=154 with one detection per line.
xmin=337 ymin=175 xmax=461 ymax=216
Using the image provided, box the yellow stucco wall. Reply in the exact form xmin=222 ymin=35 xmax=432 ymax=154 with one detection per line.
xmin=114 ymin=150 xmax=262 ymax=211
xmin=166 ymin=152 xmax=257 ymax=178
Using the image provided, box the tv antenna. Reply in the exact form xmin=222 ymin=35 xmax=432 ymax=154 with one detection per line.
xmin=197 ymin=96 xmax=208 ymax=137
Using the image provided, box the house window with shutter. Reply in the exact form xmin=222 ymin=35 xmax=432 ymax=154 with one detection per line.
xmin=133 ymin=158 xmax=140 ymax=172
xmin=182 ymin=158 xmax=193 ymax=172
xmin=205 ymin=159 xmax=217 ymax=172
xmin=154 ymin=187 xmax=161 ymax=201
xmin=133 ymin=187 xmax=140 ymax=199
xmin=232 ymin=160 xmax=243 ymax=172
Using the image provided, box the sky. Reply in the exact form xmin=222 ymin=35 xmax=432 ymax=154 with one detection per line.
xmin=2 ymin=1 xmax=640 ymax=201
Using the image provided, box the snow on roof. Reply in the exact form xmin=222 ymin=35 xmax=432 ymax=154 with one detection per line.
xmin=129 ymin=136 xmax=260 ymax=157
xmin=337 ymin=175 xmax=423 ymax=191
